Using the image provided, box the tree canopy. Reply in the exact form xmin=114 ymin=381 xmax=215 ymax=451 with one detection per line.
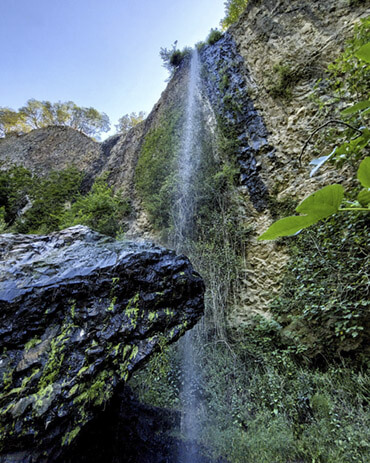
xmin=220 ymin=0 xmax=249 ymax=30
xmin=0 ymin=99 xmax=110 ymax=138
xmin=115 ymin=111 xmax=146 ymax=136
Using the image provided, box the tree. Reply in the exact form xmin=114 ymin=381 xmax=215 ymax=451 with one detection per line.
xmin=0 ymin=108 xmax=27 ymax=137
xmin=220 ymin=0 xmax=249 ymax=30
xmin=115 ymin=111 xmax=146 ymax=135
xmin=0 ymin=99 xmax=110 ymax=138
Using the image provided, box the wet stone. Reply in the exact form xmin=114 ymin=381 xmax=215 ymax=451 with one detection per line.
xmin=0 ymin=225 xmax=204 ymax=462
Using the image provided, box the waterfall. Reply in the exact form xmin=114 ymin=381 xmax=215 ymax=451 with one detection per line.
xmin=172 ymin=48 xmax=204 ymax=463
xmin=173 ymin=48 xmax=202 ymax=247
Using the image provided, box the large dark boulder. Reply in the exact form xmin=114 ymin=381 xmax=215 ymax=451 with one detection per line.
xmin=0 ymin=226 xmax=204 ymax=462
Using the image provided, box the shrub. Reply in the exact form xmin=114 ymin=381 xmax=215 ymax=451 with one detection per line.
xmin=159 ymin=42 xmax=192 ymax=77
xmin=15 ymin=167 xmax=83 ymax=234
xmin=266 ymin=63 xmax=301 ymax=100
xmin=207 ymin=29 xmax=223 ymax=46
xmin=60 ymin=174 xmax=131 ymax=237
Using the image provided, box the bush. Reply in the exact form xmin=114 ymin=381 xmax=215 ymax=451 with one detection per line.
xmin=15 ymin=167 xmax=83 ymax=234
xmin=0 ymin=166 xmax=130 ymax=236
xmin=206 ymin=29 xmax=223 ymax=46
xmin=60 ymin=174 xmax=131 ymax=237
xmin=159 ymin=42 xmax=192 ymax=77
xmin=266 ymin=63 xmax=301 ymax=100
xmin=270 ymin=212 xmax=370 ymax=360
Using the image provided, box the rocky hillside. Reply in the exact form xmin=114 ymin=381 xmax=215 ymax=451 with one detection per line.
xmin=0 ymin=0 xmax=368 ymax=336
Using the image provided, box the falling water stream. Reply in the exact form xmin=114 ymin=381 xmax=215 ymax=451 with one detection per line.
xmin=172 ymin=49 xmax=204 ymax=463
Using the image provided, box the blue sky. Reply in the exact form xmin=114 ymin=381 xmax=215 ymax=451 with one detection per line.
xmin=0 ymin=0 xmax=226 ymax=137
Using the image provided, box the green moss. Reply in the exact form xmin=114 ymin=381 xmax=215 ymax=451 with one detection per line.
xmin=125 ymin=293 xmax=140 ymax=328
xmin=70 ymin=301 xmax=76 ymax=320
xmin=164 ymin=308 xmax=174 ymax=317
xmin=62 ymin=426 xmax=81 ymax=446
xmin=24 ymin=337 xmax=42 ymax=352
xmin=38 ymin=321 xmax=73 ymax=389
xmin=106 ymin=296 xmax=117 ymax=312
xmin=32 ymin=384 xmax=55 ymax=417
xmin=1 ymin=370 xmax=13 ymax=393
xmin=68 ymin=384 xmax=79 ymax=397
xmin=135 ymin=107 xmax=183 ymax=231
xmin=148 ymin=312 xmax=157 ymax=322
xmin=74 ymin=370 xmax=113 ymax=407
xmin=21 ymin=367 xmax=40 ymax=389
xmin=129 ymin=345 xmax=139 ymax=362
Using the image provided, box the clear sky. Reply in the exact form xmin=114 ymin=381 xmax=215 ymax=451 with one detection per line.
xmin=0 ymin=0 xmax=226 ymax=138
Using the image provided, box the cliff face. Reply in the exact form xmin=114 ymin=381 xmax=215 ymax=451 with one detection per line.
xmin=226 ymin=0 xmax=369 ymax=322
xmin=0 ymin=127 xmax=101 ymax=178
xmin=0 ymin=0 xmax=367 ymax=319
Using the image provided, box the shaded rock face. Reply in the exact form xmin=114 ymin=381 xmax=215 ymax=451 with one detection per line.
xmin=58 ymin=386 xmax=226 ymax=463
xmin=0 ymin=226 xmax=204 ymax=462
xmin=200 ymin=33 xmax=271 ymax=212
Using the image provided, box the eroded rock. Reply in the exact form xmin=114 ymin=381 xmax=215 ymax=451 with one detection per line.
xmin=0 ymin=226 xmax=204 ymax=462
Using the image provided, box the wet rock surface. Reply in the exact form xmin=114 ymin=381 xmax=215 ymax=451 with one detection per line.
xmin=0 ymin=226 xmax=204 ymax=462
xmin=200 ymin=33 xmax=271 ymax=211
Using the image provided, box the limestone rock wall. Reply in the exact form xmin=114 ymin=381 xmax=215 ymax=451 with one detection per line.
xmin=225 ymin=0 xmax=369 ymax=323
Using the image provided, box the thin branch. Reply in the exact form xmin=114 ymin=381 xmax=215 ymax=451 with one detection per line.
xmin=299 ymin=119 xmax=363 ymax=166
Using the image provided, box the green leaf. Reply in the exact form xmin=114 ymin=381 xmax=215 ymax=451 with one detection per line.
xmin=341 ymin=99 xmax=370 ymax=115
xmin=355 ymin=42 xmax=370 ymax=63
xmin=334 ymin=131 xmax=370 ymax=161
xmin=296 ymin=184 xmax=344 ymax=218
xmin=258 ymin=215 xmax=318 ymax=241
xmin=357 ymin=189 xmax=370 ymax=207
xmin=357 ymin=157 xmax=370 ymax=188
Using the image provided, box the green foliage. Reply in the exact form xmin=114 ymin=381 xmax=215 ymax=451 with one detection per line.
xmin=266 ymin=63 xmax=301 ymax=100
xmin=115 ymin=111 xmax=146 ymax=135
xmin=60 ymin=174 xmax=131 ymax=237
xmin=0 ymin=164 xmax=33 ymax=225
xmin=0 ymin=166 xmax=129 ymax=236
xmin=15 ymin=167 xmax=83 ymax=234
xmin=327 ymin=18 xmax=370 ymax=103
xmin=206 ymin=28 xmax=223 ymax=46
xmin=135 ymin=108 xmax=182 ymax=230
xmin=0 ymin=99 xmax=110 ymax=138
xmin=159 ymin=42 xmax=192 ymax=77
xmin=270 ymin=212 xmax=369 ymax=358
xmin=259 ymin=183 xmax=351 ymax=240
xmin=220 ymin=0 xmax=249 ymax=30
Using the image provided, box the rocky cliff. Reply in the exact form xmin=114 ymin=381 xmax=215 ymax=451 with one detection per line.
xmin=0 ymin=226 xmax=204 ymax=462
xmin=0 ymin=0 xmax=367 ymax=324
xmin=227 ymin=0 xmax=369 ymax=322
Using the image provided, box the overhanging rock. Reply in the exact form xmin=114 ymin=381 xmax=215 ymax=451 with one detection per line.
xmin=0 ymin=226 xmax=204 ymax=462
